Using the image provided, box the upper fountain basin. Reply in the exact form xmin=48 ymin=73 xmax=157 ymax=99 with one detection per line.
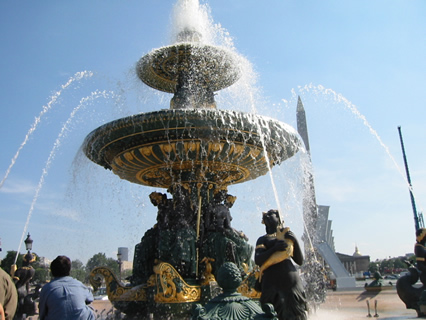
xmin=136 ymin=43 xmax=242 ymax=93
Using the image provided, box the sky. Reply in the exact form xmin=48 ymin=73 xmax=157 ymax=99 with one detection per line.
xmin=0 ymin=0 xmax=425 ymax=266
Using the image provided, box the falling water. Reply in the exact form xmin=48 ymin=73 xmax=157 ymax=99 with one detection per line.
xmin=247 ymin=91 xmax=284 ymax=218
xmin=169 ymin=0 xmax=315 ymax=260
xmin=239 ymin=62 xmax=330 ymax=308
xmin=13 ymin=90 xmax=115 ymax=264
xmin=171 ymin=0 xmax=211 ymax=43
xmin=295 ymin=84 xmax=423 ymax=212
xmin=170 ymin=0 xmax=235 ymax=49
xmin=232 ymin=42 xmax=311 ymax=246
xmin=0 ymin=71 xmax=93 ymax=190
xmin=296 ymin=84 xmax=406 ymax=181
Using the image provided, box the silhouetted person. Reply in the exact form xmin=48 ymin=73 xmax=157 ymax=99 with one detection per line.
xmin=255 ymin=209 xmax=308 ymax=320
xmin=39 ymin=256 xmax=95 ymax=320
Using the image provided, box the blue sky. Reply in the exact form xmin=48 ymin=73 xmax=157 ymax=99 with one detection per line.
xmin=1 ymin=0 xmax=425 ymax=265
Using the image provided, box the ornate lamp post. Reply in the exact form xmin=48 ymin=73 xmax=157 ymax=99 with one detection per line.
xmin=24 ymin=233 xmax=33 ymax=253
xmin=117 ymin=252 xmax=122 ymax=281
xmin=12 ymin=232 xmax=38 ymax=319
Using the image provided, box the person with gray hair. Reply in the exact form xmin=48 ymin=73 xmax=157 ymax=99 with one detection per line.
xmin=38 ymin=255 xmax=95 ymax=320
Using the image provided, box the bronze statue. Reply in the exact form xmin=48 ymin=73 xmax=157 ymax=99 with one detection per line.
xmin=415 ymin=228 xmax=426 ymax=285
xmin=255 ymin=209 xmax=308 ymax=320
xmin=13 ymin=252 xmax=37 ymax=319
xmin=397 ymin=228 xmax=426 ymax=316
xmin=201 ymin=191 xmax=253 ymax=276
xmin=192 ymin=262 xmax=277 ymax=320
xmin=205 ymin=190 xmax=231 ymax=232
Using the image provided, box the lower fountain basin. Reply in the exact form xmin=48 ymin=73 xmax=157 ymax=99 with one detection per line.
xmin=83 ymin=109 xmax=301 ymax=188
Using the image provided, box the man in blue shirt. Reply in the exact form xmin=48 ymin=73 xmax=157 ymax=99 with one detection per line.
xmin=39 ymin=256 xmax=95 ymax=320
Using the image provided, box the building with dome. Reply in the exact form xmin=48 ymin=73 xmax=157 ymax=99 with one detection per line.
xmin=336 ymin=246 xmax=370 ymax=277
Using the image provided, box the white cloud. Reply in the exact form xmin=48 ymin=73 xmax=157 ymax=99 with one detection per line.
xmin=0 ymin=178 xmax=36 ymax=196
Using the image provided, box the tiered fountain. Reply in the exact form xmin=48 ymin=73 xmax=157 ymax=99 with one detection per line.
xmin=84 ymin=1 xmax=301 ymax=319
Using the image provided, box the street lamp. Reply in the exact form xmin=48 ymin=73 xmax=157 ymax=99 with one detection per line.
xmin=24 ymin=233 xmax=33 ymax=252
xmin=23 ymin=233 xmax=36 ymax=266
xmin=117 ymin=252 xmax=122 ymax=281
xmin=11 ymin=233 xmax=34 ymax=277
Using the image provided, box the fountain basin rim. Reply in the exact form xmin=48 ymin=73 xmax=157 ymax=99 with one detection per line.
xmin=82 ymin=108 xmax=301 ymax=188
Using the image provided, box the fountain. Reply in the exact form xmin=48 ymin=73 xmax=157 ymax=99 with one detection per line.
xmin=83 ymin=1 xmax=302 ymax=319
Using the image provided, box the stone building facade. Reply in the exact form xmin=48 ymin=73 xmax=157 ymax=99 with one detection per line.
xmin=336 ymin=246 xmax=370 ymax=276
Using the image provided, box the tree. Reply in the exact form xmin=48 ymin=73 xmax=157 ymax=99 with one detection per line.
xmin=105 ymin=258 xmax=120 ymax=274
xmin=368 ymin=262 xmax=379 ymax=273
xmin=33 ymin=267 xmax=49 ymax=283
xmin=86 ymin=253 xmax=107 ymax=273
xmin=369 ymin=256 xmax=414 ymax=275
xmin=85 ymin=253 xmax=119 ymax=281
xmin=0 ymin=251 xmax=23 ymax=274
xmin=1 ymin=250 xmax=49 ymax=284
xmin=71 ymin=259 xmax=86 ymax=283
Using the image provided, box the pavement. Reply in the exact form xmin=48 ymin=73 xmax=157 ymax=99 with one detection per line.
xmin=311 ymin=288 xmax=420 ymax=320
xmin=92 ymin=299 xmax=115 ymax=318
xmin=87 ymin=288 xmax=422 ymax=319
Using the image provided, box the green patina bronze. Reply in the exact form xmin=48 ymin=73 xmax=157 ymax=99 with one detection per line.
xmin=83 ymin=109 xmax=299 ymax=189
xmin=84 ymin=8 xmax=301 ymax=319
xmin=192 ymin=262 xmax=277 ymax=320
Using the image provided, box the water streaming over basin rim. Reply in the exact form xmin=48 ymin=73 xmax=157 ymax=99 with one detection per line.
xmin=137 ymin=43 xmax=242 ymax=94
xmin=82 ymin=108 xmax=301 ymax=188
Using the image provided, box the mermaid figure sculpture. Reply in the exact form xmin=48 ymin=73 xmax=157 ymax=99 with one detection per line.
xmin=397 ymin=228 xmax=426 ymax=316
xmin=255 ymin=209 xmax=308 ymax=320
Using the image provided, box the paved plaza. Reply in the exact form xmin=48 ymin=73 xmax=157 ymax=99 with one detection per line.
xmin=87 ymin=288 xmax=421 ymax=319
xmin=312 ymin=288 xmax=419 ymax=320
